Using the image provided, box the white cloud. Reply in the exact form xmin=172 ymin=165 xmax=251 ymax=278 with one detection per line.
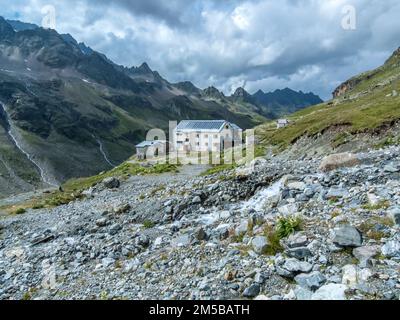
xmin=1 ymin=0 xmax=400 ymax=99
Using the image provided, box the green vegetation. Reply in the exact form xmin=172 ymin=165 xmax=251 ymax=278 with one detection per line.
xmin=358 ymin=216 xmax=394 ymax=240
xmin=276 ymin=216 xmax=303 ymax=239
xmin=202 ymin=163 xmax=237 ymax=176
xmin=263 ymin=224 xmax=284 ymax=256
xmin=362 ymin=200 xmax=390 ymax=211
xmin=256 ymin=51 xmax=400 ymax=149
xmin=331 ymin=131 xmax=352 ymax=148
xmin=62 ymin=162 xmax=178 ymax=193
xmin=143 ymin=220 xmax=155 ymax=229
xmin=13 ymin=208 xmax=26 ymax=215
xmin=201 ymin=144 xmax=266 ymax=176
xmin=1 ymin=162 xmax=178 ymax=214
xmin=374 ymin=135 xmax=400 ymax=149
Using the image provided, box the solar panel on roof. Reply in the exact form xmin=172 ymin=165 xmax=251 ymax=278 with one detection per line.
xmin=176 ymin=120 xmax=227 ymax=131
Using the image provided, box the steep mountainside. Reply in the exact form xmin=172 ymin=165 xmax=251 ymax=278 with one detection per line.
xmin=253 ymin=88 xmax=323 ymax=118
xmin=0 ymin=17 xmax=267 ymax=197
xmin=0 ymin=16 xmax=322 ymax=198
xmin=257 ymin=47 xmax=400 ymax=151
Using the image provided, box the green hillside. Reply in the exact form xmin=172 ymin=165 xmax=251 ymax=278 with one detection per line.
xmin=257 ymin=47 xmax=400 ymax=149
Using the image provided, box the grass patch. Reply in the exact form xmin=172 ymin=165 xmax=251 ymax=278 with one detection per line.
xmin=13 ymin=208 xmax=27 ymax=215
xmin=4 ymin=162 xmax=178 ymax=213
xmin=362 ymin=200 xmax=390 ymax=211
xmin=201 ymin=163 xmax=237 ymax=176
xmin=331 ymin=131 xmax=352 ymax=148
xmin=276 ymin=216 xmax=303 ymax=239
xmin=358 ymin=216 xmax=394 ymax=240
xmin=143 ymin=220 xmax=155 ymax=229
xmin=374 ymin=135 xmax=400 ymax=149
xmin=263 ymin=224 xmax=284 ymax=256
xmin=256 ymin=55 xmax=400 ymax=149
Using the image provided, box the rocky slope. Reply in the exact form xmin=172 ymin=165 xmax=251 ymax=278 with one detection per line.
xmin=0 ymin=144 xmax=399 ymax=300
xmin=0 ymin=17 xmax=267 ymax=198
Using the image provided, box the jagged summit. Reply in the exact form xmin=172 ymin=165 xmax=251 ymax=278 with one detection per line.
xmin=232 ymin=87 xmax=251 ymax=98
xmin=202 ymin=86 xmax=225 ymax=99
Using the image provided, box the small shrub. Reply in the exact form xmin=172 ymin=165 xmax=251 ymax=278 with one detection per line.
xmin=263 ymin=224 xmax=283 ymax=256
xmin=32 ymin=204 xmax=44 ymax=210
xmin=276 ymin=216 xmax=303 ymax=239
xmin=331 ymin=209 xmax=342 ymax=218
xmin=14 ymin=208 xmax=26 ymax=215
xmin=143 ymin=220 xmax=155 ymax=229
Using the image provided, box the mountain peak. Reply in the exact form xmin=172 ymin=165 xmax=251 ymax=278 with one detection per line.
xmin=203 ymin=86 xmax=225 ymax=99
xmin=233 ymin=87 xmax=251 ymax=98
xmin=6 ymin=19 xmax=39 ymax=31
xmin=0 ymin=17 xmax=15 ymax=40
xmin=138 ymin=62 xmax=152 ymax=73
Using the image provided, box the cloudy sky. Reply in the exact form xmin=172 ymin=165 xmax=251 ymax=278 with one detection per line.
xmin=1 ymin=0 xmax=400 ymax=99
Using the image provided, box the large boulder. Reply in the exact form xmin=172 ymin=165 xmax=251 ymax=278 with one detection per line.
xmin=319 ymin=153 xmax=360 ymax=172
xmin=102 ymin=177 xmax=120 ymax=189
xmin=311 ymin=284 xmax=347 ymax=300
xmin=295 ymin=272 xmax=326 ymax=291
xmin=332 ymin=225 xmax=362 ymax=247
xmin=277 ymin=258 xmax=313 ymax=278
xmin=242 ymin=284 xmax=261 ymax=298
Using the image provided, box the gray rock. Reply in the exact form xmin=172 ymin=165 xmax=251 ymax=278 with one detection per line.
xmin=276 ymin=266 xmax=294 ymax=278
xmin=109 ymin=223 xmax=122 ymax=235
xmin=281 ymin=258 xmax=313 ymax=275
xmin=242 ymin=284 xmax=260 ymax=298
xmin=332 ymin=225 xmax=362 ymax=247
xmin=295 ymin=271 xmax=326 ymax=291
xmin=235 ymin=220 xmax=249 ymax=236
xmin=172 ymin=234 xmax=191 ymax=247
xmin=319 ymin=153 xmax=360 ymax=172
xmin=294 ymin=286 xmax=313 ymax=300
xmin=102 ymin=177 xmax=120 ymax=189
xmin=113 ymin=203 xmax=131 ymax=214
xmin=383 ymin=164 xmax=399 ymax=173
xmin=388 ymin=207 xmax=400 ymax=226
xmin=353 ymin=246 xmax=380 ymax=266
xmin=381 ymin=241 xmax=400 ymax=258
xmin=311 ymin=284 xmax=347 ymax=300
xmin=95 ymin=218 xmax=108 ymax=227
xmin=101 ymin=258 xmax=115 ymax=268
xmin=304 ymin=188 xmax=315 ymax=198
xmin=287 ymin=181 xmax=306 ymax=191
xmin=194 ymin=227 xmax=208 ymax=241
xmin=135 ymin=234 xmax=150 ymax=247
xmin=286 ymin=247 xmax=312 ymax=260
xmin=215 ymin=225 xmax=230 ymax=240
xmin=192 ymin=196 xmax=202 ymax=204
xmin=251 ymin=236 xmax=269 ymax=255
xmin=287 ymin=232 xmax=308 ymax=248
xmin=277 ymin=203 xmax=298 ymax=216
xmin=326 ymin=188 xmax=349 ymax=199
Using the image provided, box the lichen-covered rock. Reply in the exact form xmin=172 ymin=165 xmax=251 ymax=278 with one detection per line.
xmin=319 ymin=153 xmax=360 ymax=172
